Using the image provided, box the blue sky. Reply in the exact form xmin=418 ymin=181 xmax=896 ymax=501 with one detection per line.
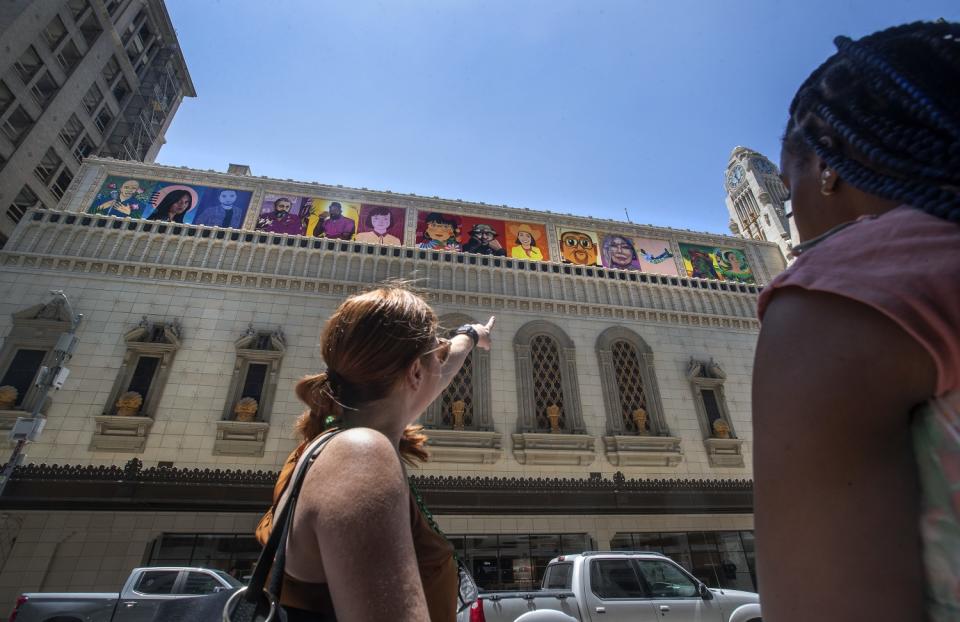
xmin=159 ymin=1 xmax=957 ymax=235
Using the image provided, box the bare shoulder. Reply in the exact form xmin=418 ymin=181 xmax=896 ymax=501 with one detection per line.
xmin=299 ymin=428 xmax=407 ymax=528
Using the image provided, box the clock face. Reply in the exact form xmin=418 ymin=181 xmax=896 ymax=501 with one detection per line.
xmin=752 ymin=158 xmax=776 ymax=174
xmin=727 ymin=165 xmax=745 ymax=189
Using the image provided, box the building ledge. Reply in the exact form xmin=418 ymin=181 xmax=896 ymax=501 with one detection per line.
xmin=603 ymin=435 xmax=683 ymax=467
xmin=512 ymin=432 xmax=596 ymax=466
xmin=213 ymin=420 xmax=270 ymax=457
xmin=90 ymin=415 xmax=153 ymax=452
xmin=703 ymin=437 xmax=745 ymax=468
xmin=425 ymin=429 xmax=502 ymax=464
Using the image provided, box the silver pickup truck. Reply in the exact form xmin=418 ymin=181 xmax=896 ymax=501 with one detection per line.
xmin=463 ymin=551 xmax=761 ymax=622
xmin=10 ymin=566 xmax=242 ymax=622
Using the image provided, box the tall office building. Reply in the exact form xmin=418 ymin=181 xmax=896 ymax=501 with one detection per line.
xmin=0 ymin=0 xmax=194 ymax=243
xmin=723 ymin=146 xmax=793 ymax=262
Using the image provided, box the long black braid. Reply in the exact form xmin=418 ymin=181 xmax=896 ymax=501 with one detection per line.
xmin=783 ymin=20 xmax=960 ymax=222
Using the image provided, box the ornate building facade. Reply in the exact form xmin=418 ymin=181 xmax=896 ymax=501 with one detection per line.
xmin=0 ymin=157 xmax=784 ymax=602
xmin=724 ymin=146 xmax=793 ymax=262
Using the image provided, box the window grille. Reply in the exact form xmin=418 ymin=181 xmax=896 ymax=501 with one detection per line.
xmin=611 ymin=340 xmax=647 ymax=434
xmin=438 ymin=351 xmax=473 ymax=428
xmin=530 ymin=334 xmax=565 ymax=431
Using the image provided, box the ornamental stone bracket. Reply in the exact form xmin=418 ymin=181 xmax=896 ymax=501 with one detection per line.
xmin=89 ymin=415 xmax=154 ymax=453
xmin=603 ymin=435 xmax=683 ymax=467
xmin=703 ymin=437 xmax=745 ymax=468
xmin=214 ymin=421 xmax=270 ymax=457
xmin=425 ymin=429 xmax=502 ymax=464
xmin=512 ymin=432 xmax=596 ymax=466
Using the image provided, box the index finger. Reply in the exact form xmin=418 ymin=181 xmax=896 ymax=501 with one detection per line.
xmin=485 ymin=316 xmax=496 ymax=331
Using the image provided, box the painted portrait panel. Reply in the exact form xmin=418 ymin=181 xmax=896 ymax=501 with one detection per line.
xmin=505 ymin=221 xmax=550 ymax=262
xmin=416 ymin=210 xmax=463 ymax=251
xmin=556 ymin=227 xmax=601 ymax=266
xmin=255 ymin=195 xmax=307 ymax=235
xmin=356 ymin=204 xmax=406 ymax=246
xmin=678 ymin=242 xmax=755 ymax=283
xmin=88 ymin=176 xmax=252 ymax=227
xmin=599 ymin=233 xmax=642 ymax=270
xmin=459 ymin=214 xmax=508 ymax=256
xmin=305 ymin=198 xmax=360 ymax=240
xmin=633 ymin=236 xmax=679 ymax=276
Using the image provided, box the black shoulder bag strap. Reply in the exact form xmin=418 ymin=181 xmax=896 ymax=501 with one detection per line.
xmin=225 ymin=429 xmax=342 ymax=622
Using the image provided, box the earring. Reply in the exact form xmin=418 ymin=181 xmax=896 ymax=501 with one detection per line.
xmin=820 ymin=170 xmax=835 ymax=196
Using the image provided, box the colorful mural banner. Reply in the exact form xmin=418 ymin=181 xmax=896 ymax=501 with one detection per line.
xmin=356 ymin=204 xmax=405 ymax=246
xmin=88 ymin=176 xmax=253 ymax=227
xmin=557 ymin=227 xmax=601 ymax=266
xmin=678 ymin=242 xmax=755 ymax=283
xmin=255 ymin=195 xmax=360 ymax=239
xmin=633 ymin=236 xmax=679 ymax=276
xmin=416 ymin=210 xmax=550 ymax=260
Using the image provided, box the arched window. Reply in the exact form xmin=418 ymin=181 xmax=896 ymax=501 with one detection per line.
xmin=514 ymin=321 xmax=586 ymax=434
xmin=423 ymin=313 xmax=492 ymax=431
xmin=596 ymin=326 xmax=680 ymax=467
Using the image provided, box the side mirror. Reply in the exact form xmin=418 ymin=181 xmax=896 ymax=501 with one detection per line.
xmin=699 ymin=583 xmax=714 ymax=600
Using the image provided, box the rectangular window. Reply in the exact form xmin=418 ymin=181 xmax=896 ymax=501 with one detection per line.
xmin=102 ymin=57 xmax=120 ymax=84
xmin=94 ymin=106 xmax=113 ymax=133
xmin=14 ymin=46 xmax=43 ymax=84
xmin=134 ymin=570 xmax=178 ymax=595
xmin=58 ymin=114 xmax=84 ymax=148
xmin=29 ymin=71 xmax=59 ymax=108
xmin=1 ymin=105 xmax=34 ymax=144
xmin=542 ymin=563 xmax=573 ymax=590
xmin=241 ymin=363 xmax=268 ymax=404
xmin=82 ymin=83 xmax=103 ymax=114
xmin=78 ymin=13 xmax=102 ymax=48
xmin=589 ymin=559 xmax=646 ymax=599
xmin=700 ymin=389 xmax=723 ymax=428
xmin=43 ymin=15 xmax=68 ymax=50
xmin=125 ymin=356 xmax=160 ymax=406
xmin=33 ymin=148 xmax=62 ymax=185
xmin=0 ymin=349 xmax=47 ymax=407
xmin=179 ymin=572 xmax=221 ymax=595
xmin=56 ymin=40 xmax=82 ymax=75
xmin=50 ymin=168 xmax=74 ymax=201
xmin=635 ymin=560 xmax=699 ymax=598
xmin=7 ymin=185 xmax=43 ymax=223
xmin=112 ymin=78 xmax=129 ymax=104
xmin=67 ymin=0 xmax=89 ymax=20
xmin=72 ymin=134 xmax=95 ymax=163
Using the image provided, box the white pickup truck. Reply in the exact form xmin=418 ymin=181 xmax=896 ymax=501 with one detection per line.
xmin=463 ymin=552 xmax=761 ymax=622
xmin=9 ymin=566 xmax=242 ymax=622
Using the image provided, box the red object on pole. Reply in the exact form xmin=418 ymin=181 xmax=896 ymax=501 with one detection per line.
xmin=8 ymin=594 xmax=28 ymax=622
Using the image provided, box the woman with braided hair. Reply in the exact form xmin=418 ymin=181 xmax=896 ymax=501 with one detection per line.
xmin=753 ymin=21 xmax=960 ymax=622
xmin=255 ymin=285 xmax=494 ymax=621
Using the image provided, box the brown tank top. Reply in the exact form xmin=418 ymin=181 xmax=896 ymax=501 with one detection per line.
xmin=279 ymin=490 xmax=457 ymax=622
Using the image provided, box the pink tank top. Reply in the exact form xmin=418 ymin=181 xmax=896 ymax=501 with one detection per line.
xmin=757 ymin=205 xmax=960 ymax=397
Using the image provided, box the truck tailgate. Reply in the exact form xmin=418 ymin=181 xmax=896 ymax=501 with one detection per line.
xmin=18 ymin=593 xmax=119 ymax=622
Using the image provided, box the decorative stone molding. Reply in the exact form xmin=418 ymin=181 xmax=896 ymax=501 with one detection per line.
xmin=425 ymin=429 xmax=502 ymax=464
xmin=687 ymin=357 xmax=744 ymax=468
xmin=603 ymin=435 xmax=683 ymax=467
xmin=1 ymin=211 xmax=764 ymax=333
xmin=703 ymin=438 xmax=746 ymax=468
xmin=512 ymin=432 xmax=596 ymax=466
xmin=213 ymin=421 xmax=271 ymax=457
xmin=90 ymin=415 xmax=154 ymax=452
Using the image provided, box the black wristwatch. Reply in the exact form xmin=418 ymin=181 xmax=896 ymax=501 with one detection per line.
xmin=454 ymin=324 xmax=479 ymax=346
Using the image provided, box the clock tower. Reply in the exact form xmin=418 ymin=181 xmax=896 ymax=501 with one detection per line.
xmin=724 ymin=146 xmax=793 ymax=262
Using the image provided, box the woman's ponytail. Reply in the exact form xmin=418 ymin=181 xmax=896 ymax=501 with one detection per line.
xmin=294 ymin=371 xmax=344 ymax=441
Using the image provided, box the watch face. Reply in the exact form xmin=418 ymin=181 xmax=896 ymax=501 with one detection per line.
xmin=727 ymin=165 xmax=745 ymax=189
xmin=752 ymin=158 xmax=776 ymax=174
